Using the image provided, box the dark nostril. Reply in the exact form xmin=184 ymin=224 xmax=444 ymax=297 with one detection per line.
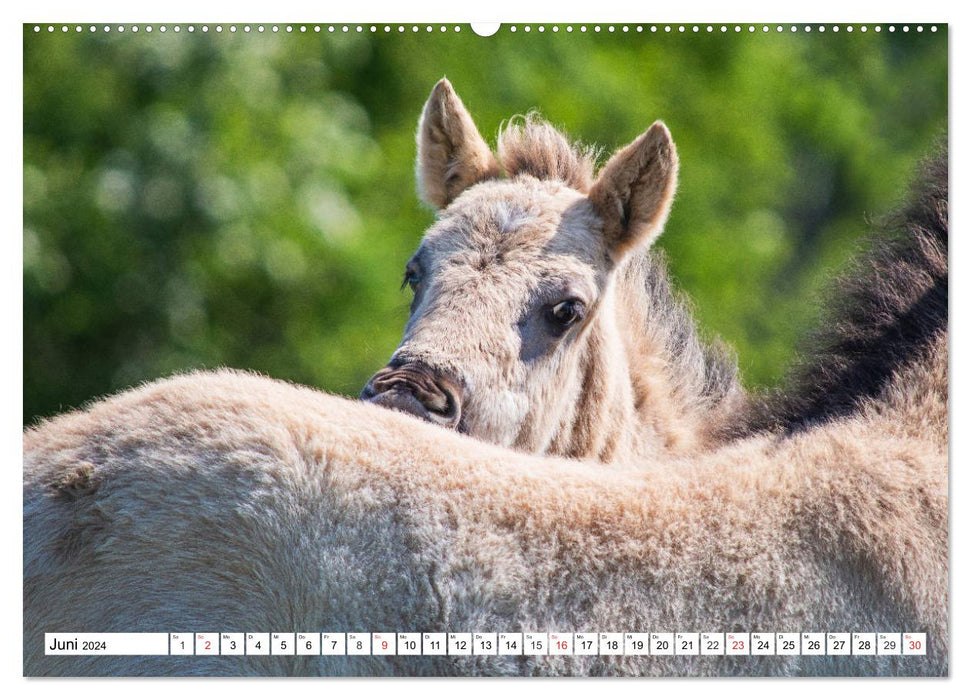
xmin=420 ymin=377 xmax=462 ymax=428
xmin=433 ymin=380 xmax=460 ymax=418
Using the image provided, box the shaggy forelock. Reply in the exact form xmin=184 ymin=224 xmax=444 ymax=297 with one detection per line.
xmin=496 ymin=113 xmax=598 ymax=193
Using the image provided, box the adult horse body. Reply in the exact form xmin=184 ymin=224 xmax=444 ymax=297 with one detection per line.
xmin=24 ymin=362 xmax=946 ymax=676
xmin=23 ymin=83 xmax=947 ymax=676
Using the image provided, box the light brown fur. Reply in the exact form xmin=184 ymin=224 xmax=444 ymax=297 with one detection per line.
xmin=416 ymin=80 xmax=502 ymax=208
xmin=23 ymin=368 xmax=946 ymax=676
xmin=22 ymin=84 xmax=947 ymax=677
xmin=378 ymin=79 xmax=735 ymax=462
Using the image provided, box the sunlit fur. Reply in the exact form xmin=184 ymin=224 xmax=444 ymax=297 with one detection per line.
xmin=22 ymin=84 xmax=946 ymax=676
xmin=401 ymin=80 xmax=737 ymax=462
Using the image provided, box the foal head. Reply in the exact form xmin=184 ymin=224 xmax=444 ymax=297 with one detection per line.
xmin=362 ymin=79 xmax=679 ymax=457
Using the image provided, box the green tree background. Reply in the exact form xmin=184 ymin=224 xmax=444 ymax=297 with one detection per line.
xmin=23 ymin=24 xmax=947 ymax=425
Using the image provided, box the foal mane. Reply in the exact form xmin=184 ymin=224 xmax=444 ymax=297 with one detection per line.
xmin=619 ymin=252 xmax=744 ymax=435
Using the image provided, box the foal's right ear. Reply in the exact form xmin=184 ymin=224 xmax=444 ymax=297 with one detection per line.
xmin=588 ymin=121 xmax=679 ymax=263
xmin=416 ymin=79 xmax=501 ymax=209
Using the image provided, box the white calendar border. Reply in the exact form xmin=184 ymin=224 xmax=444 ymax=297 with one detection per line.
xmin=8 ymin=0 xmax=966 ymax=697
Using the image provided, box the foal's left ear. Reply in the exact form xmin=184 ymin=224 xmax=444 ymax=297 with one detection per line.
xmin=588 ymin=121 xmax=679 ymax=263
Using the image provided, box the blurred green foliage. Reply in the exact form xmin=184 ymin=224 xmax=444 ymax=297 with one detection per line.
xmin=23 ymin=25 xmax=946 ymax=424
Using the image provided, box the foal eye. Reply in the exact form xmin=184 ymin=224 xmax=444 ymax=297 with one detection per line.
xmin=546 ymin=298 xmax=586 ymax=334
xmin=400 ymin=264 xmax=422 ymax=292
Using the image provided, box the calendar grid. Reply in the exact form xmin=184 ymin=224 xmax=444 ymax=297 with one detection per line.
xmin=44 ymin=632 xmax=927 ymax=657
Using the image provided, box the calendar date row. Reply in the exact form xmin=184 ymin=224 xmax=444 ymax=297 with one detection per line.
xmin=46 ymin=632 xmax=926 ymax=657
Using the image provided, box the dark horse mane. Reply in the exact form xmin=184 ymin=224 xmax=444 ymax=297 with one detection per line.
xmin=751 ymin=142 xmax=948 ymax=433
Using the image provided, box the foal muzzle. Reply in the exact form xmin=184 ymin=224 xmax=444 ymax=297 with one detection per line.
xmin=360 ymin=360 xmax=463 ymax=429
